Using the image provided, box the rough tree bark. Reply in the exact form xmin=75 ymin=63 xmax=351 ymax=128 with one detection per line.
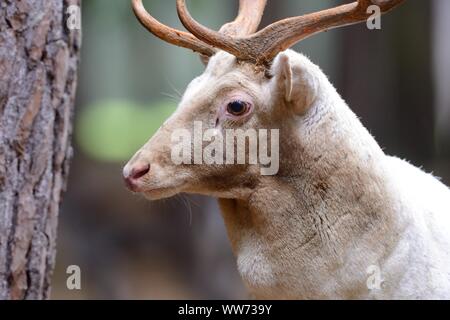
xmin=338 ymin=0 xmax=433 ymax=164
xmin=0 ymin=0 xmax=81 ymax=299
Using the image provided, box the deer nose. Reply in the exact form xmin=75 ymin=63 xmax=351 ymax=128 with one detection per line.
xmin=123 ymin=162 xmax=150 ymax=191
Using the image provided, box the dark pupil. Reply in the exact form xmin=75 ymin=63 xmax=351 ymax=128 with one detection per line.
xmin=228 ymin=101 xmax=246 ymax=115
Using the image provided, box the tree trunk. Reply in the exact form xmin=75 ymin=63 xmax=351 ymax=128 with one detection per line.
xmin=0 ymin=0 xmax=81 ymax=299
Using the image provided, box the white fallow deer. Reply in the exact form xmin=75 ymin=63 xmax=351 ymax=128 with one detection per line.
xmin=124 ymin=0 xmax=450 ymax=299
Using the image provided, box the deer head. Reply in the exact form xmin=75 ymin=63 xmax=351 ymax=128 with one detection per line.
xmin=123 ymin=0 xmax=405 ymax=201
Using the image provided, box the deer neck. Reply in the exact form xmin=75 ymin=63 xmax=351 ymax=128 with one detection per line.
xmin=217 ymin=94 xmax=405 ymax=299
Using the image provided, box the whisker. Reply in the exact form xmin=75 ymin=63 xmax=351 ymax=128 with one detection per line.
xmin=174 ymin=194 xmax=193 ymax=227
xmin=181 ymin=193 xmax=193 ymax=227
xmin=161 ymin=92 xmax=181 ymax=103
xmin=166 ymin=79 xmax=183 ymax=98
xmin=187 ymin=196 xmax=201 ymax=208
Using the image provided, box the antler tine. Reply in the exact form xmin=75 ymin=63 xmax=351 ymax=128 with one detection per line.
xmin=132 ymin=0 xmax=215 ymax=57
xmin=176 ymin=0 xmax=249 ymax=60
xmin=219 ymin=0 xmax=267 ymax=37
xmin=177 ymin=0 xmax=405 ymax=66
xmin=251 ymin=0 xmax=406 ymax=62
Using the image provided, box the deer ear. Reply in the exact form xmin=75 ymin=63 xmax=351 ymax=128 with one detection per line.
xmin=273 ymin=53 xmax=318 ymax=115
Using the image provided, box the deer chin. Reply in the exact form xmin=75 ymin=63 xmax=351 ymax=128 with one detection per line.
xmin=141 ymin=185 xmax=183 ymax=201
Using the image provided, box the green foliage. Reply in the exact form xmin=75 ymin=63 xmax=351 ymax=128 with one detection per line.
xmin=76 ymin=100 xmax=176 ymax=162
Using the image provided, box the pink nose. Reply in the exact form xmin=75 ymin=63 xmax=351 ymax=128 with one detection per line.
xmin=123 ymin=162 xmax=150 ymax=191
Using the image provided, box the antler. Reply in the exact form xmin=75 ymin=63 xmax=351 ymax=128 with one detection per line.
xmin=177 ymin=0 xmax=406 ymax=65
xmin=131 ymin=0 xmax=215 ymax=56
xmin=132 ymin=0 xmax=267 ymax=57
xmin=219 ymin=0 xmax=267 ymax=37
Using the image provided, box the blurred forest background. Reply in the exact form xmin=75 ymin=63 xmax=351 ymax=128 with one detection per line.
xmin=52 ymin=0 xmax=450 ymax=299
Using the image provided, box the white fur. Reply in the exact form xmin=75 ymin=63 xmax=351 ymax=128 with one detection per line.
xmin=126 ymin=49 xmax=450 ymax=299
xmin=226 ymin=51 xmax=450 ymax=299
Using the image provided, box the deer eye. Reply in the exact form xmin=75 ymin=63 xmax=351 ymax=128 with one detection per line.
xmin=227 ymin=100 xmax=248 ymax=116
